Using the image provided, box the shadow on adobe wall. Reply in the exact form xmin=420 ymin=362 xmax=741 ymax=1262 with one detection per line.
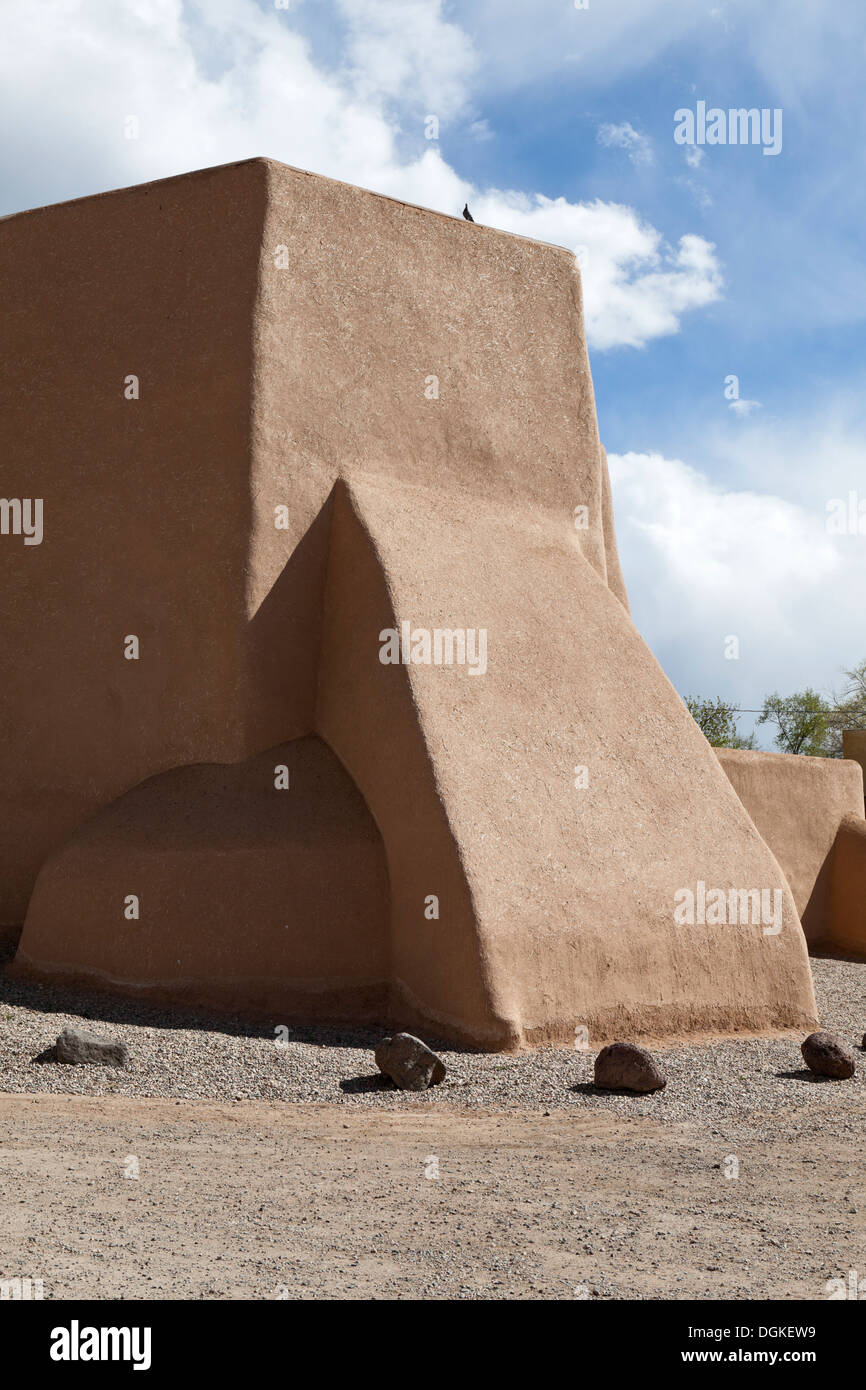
xmin=243 ymin=490 xmax=335 ymax=750
xmin=0 ymin=962 xmax=461 ymax=1053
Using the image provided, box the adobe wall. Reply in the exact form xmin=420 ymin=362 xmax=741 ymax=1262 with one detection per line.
xmin=0 ymin=160 xmax=267 ymax=923
xmin=716 ymin=747 xmax=864 ymax=948
xmin=243 ymin=159 xmax=621 ymax=748
xmin=827 ymin=814 xmax=866 ymax=956
xmin=16 ymin=737 xmax=390 ymax=1018
xmin=842 ymin=731 xmax=866 ymax=809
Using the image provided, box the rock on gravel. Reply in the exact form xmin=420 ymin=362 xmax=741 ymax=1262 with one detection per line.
xmin=374 ymin=1033 xmax=446 ymax=1091
xmin=55 ymin=1026 xmax=129 ymax=1067
xmin=801 ymin=1031 xmax=855 ymax=1080
xmin=0 ymin=956 xmax=862 ymax=1130
xmin=594 ymin=1042 xmax=666 ymax=1094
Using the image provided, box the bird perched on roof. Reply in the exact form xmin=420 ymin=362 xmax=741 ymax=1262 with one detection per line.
xmin=462 ymin=203 xmax=475 ymax=222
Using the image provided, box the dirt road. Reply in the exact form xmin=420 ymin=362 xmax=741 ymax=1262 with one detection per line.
xmin=1 ymin=1092 xmax=862 ymax=1300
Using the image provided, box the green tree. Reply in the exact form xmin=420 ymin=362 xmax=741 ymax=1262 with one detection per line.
xmin=758 ymin=688 xmax=831 ymax=756
xmin=826 ymin=659 xmax=866 ymax=756
xmin=685 ymin=696 xmax=756 ymax=749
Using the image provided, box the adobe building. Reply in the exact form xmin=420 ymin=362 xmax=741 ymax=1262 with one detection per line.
xmin=2 ymin=157 xmax=855 ymax=1048
xmin=716 ymin=748 xmax=865 ymax=954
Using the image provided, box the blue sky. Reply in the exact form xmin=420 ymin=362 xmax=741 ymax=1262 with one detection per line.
xmin=2 ymin=0 xmax=864 ymax=744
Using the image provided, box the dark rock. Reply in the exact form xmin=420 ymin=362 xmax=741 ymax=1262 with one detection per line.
xmin=801 ymin=1031 xmax=855 ymax=1079
xmin=594 ymin=1041 xmax=666 ymax=1093
xmin=55 ymin=1026 xmax=129 ymax=1067
xmin=374 ymin=1033 xmax=446 ymax=1091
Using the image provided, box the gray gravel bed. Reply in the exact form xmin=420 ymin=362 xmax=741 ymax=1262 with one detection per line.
xmin=0 ymin=956 xmax=862 ymax=1137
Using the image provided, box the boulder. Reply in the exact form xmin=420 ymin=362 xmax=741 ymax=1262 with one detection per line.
xmin=55 ymin=1026 xmax=129 ymax=1067
xmin=374 ymin=1033 xmax=446 ymax=1091
xmin=801 ymin=1031 xmax=855 ymax=1079
xmin=594 ymin=1042 xmax=666 ymax=1094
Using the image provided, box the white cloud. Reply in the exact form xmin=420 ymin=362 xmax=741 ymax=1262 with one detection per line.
xmin=0 ymin=0 xmax=406 ymax=205
xmin=729 ymin=398 xmax=762 ymax=417
xmin=468 ymin=118 xmax=494 ymax=142
xmin=684 ymin=146 xmax=704 ymax=169
xmin=596 ymin=121 xmax=654 ymax=166
xmin=705 ymin=393 xmax=866 ymax=506
xmin=471 ymin=194 xmax=722 ymax=349
xmin=336 ymin=0 xmax=477 ymax=118
xmin=607 ymin=449 xmax=864 ymax=718
xmin=0 ymin=0 xmax=723 ymax=354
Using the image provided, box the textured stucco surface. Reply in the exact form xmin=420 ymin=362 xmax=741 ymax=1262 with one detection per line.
xmin=0 ymin=160 xmax=266 ymax=924
xmin=717 ymin=747 xmax=865 ymax=951
xmin=7 ymin=159 xmax=819 ymax=1046
xmin=842 ymin=731 xmax=866 ymax=809
xmin=827 ymin=814 xmax=866 ymax=956
xmin=16 ymin=737 xmax=390 ymax=1016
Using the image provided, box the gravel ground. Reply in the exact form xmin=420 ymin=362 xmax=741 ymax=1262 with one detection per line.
xmin=1 ymin=1093 xmax=862 ymax=1300
xmin=0 ymin=955 xmax=862 ymax=1139
xmin=1 ymin=955 xmax=863 ymax=1300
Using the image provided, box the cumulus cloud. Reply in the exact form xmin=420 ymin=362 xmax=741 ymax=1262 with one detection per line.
xmin=470 ymin=194 xmax=722 ymax=349
xmin=596 ymin=121 xmax=654 ymax=166
xmin=0 ymin=0 xmax=722 ymax=352
xmin=704 ymin=392 xmax=866 ymax=523
xmin=607 ymin=450 xmax=863 ymax=721
xmin=0 ymin=0 xmax=404 ymax=206
xmin=336 ymin=0 xmax=477 ymax=118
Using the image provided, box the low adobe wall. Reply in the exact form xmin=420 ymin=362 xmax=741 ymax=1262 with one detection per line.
xmin=827 ymin=815 xmax=866 ymax=955
xmin=15 ymin=737 xmax=391 ymax=1019
xmin=842 ymin=731 xmax=866 ymax=810
xmin=716 ymin=747 xmax=865 ymax=950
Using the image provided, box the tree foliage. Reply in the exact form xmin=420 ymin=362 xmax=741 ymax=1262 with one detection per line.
xmin=684 ymin=696 xmax=756 ymax=749
xmin=686 ymin=659 xmax=866 ymax=757
xmin=825 ymin=659 xmax=866 ymax=757
xmin=758 ymin=689 xmax=831 ymax=756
